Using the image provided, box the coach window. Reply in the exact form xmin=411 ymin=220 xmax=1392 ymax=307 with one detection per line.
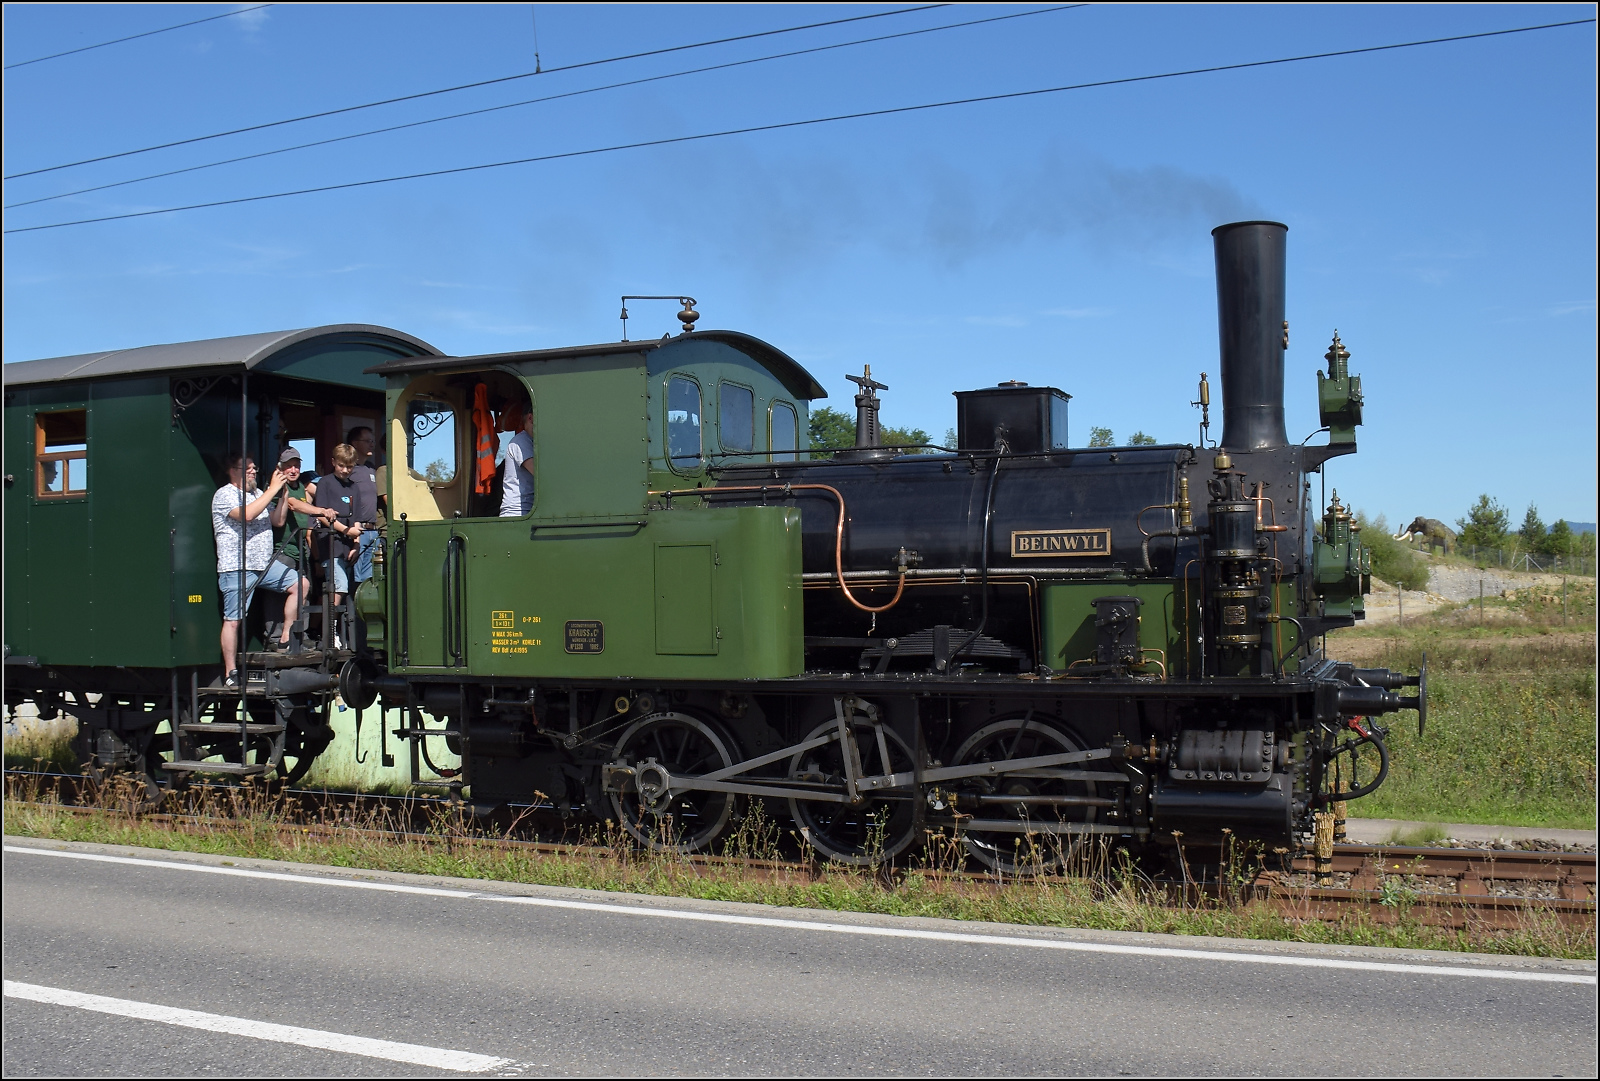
xmin=666 ymin=376 xmax=702 ymax=469
xmin=407 ymin=399 xmax=457 ymax=484
xmin=35 ymin=410 xmax=87 ymax=499
xmin=719 ymin=382 xmax=754 ymax=454
xmin=769 ymin=400 xmax=798 ymax=462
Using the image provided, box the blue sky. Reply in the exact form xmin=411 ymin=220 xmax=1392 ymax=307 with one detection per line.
xmin=4 ymin=4 xmax=1595 ymax=528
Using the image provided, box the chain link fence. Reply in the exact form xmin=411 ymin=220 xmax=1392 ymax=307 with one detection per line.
xmin=1403 ymin=540 xmax=1595 ymax=577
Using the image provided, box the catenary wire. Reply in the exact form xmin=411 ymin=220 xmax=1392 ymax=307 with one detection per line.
xmin=3 ymin=4 xmax=947 ymax=180
xmin=7 ymin=16 xmax=1591 ymax=236
xmin=3 ymin=5 xmax=274 ymax=71
xmin=5 ymin=5 xmax=1085 ymax=210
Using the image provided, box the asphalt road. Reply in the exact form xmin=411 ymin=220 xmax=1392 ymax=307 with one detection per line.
xmin=4 ymin=838 xmax=1595 ymax=1078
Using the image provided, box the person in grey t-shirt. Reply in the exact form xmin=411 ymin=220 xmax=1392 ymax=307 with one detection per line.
xmin=499 ymin=409 xmax=536 ymax=517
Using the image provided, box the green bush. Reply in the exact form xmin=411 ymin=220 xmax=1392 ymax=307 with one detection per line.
xmin=1358 ymin=512 xmax=1430 ymax=591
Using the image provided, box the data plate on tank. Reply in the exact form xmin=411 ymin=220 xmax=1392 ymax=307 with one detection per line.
xmin=564 ymin=620 xmax=604 ymax=654
xmin=1010 ymin=528 xmax=1111 ymax=558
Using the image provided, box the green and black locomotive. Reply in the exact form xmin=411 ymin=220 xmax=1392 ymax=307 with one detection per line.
xmin=4 ymin=221 xmax=1424 ymax=866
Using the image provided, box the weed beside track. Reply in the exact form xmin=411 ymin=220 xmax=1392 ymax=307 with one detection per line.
xmin=4 ymin=772 xmax=1591 ymax=960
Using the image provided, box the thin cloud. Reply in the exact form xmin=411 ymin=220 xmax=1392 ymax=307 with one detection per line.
xmin=233 ymin=5 xmax=272 ymax=32
xmin=1041 ymin=306 xmax=1112 ymax=318
xmin=429 ymin=308 xmax=545 ymax=336
xmin=1548 ymin=300 xmax=1594 ymax=316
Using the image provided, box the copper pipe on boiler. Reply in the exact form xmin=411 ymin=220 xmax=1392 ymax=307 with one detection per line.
xmin=648 ymin=482 xmax=906 ymax=614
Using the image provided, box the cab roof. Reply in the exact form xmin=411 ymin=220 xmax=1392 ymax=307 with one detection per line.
xmin=363 ymin=329 xmax=828 ymax=401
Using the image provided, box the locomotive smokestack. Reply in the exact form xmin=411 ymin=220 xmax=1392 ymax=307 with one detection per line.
xmin=1212 ymin=221 xmax=1289 ymax=451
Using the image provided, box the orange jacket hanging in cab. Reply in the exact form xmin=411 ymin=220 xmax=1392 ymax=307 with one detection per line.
xmin=472 ymin=383 xmax=496 ymax=494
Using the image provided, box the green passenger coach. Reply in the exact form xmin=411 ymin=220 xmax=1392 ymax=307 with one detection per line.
xmin=4 ymin=324 xmax=437 ymax=782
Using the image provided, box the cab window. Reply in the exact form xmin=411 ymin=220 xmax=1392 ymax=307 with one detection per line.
xmin=407 ymin=399 xmax=457 ymax=484
xmin=719 ymin=383 xmax=754 ymax=453
xmin=770 ymin=401 xmax=798 ymax=462
xmin=667 ymin=376 xmax=702 ymax=467
xmin=35 ymin=410 xmax=87 ymax=499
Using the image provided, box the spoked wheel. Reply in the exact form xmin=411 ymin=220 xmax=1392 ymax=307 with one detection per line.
xmin=608 ymin=712 xmax=738 ymax=853
xmin=787 ymin=708 xmax=920 ymax=866
xmin=952 ymin=717 xmax=1098 ymax=875
xmin=136 ymin=719 xmax=197 ymax=804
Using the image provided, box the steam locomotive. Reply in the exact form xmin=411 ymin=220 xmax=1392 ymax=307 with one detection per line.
xmin=342 ymin=218 xmax=1422 ymax=865
xmin=3 ymin=220 xmax=1423 ymax=868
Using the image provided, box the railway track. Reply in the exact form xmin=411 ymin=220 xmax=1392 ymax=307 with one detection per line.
xmin=5 ymin=769 xmax=1595 ymax=931
xmin=1258 ymin=844 xmax=1597 ymax=929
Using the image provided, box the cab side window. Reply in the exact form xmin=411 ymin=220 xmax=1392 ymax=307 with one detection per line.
xmin=770 ymin=401 xmax=798 ymax=462
xmin=35 ymin=410 xmax=87 ymax=499
xmin=719 ymin=383 xmax=754 ymax=453
xmin=667 ymin=376 xmax=702 ymax=468
xmin=407 ymin=399 xmax=457 ymax=484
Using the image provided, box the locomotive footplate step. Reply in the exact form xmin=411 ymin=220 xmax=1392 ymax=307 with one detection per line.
xmin=196 ymin=682 xmax=272 ymax=698
xmin=240 ymin=650 xmax=326 ymax=668
xmin=159 ymin=761 xmax=269 ymax=776
xmin=178 ymin=723 xmax=285 ymax=736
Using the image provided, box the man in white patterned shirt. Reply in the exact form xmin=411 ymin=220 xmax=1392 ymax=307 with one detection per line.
xmin=211 ymin=455 xmax=292 ymax=687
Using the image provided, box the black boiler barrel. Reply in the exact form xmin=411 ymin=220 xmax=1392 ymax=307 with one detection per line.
xmin=1213 ymin=221 xmax=1289 ymax=451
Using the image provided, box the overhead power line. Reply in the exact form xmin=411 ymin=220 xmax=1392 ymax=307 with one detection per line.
xmin=3 ymin=4 xmax=947 ymax=180
xmin=5 ymin=5 xmax=1086 ymax=210
xmin=4 ymin=5 xmax=274 ymax=71
xmin=7 ymin=16 xmax=1592 ymax=236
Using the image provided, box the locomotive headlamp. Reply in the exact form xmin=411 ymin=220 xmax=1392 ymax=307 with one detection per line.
xmin=1317 ymin=331 xmax=1364 ymax=445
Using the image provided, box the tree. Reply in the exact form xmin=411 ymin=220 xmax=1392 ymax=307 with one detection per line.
xmin=423 ymin=458 xmax=452 ymax=483
xmin=808 ymin=406 xmax=855 ymax=451
xmin=1126 ymin=431 xmax=1157 ymax=446
xmin=943 ymin=427 xmax=958 ymax=450
xmin=806 ymin=405 xmax=932 ymax=456
xmin=1545 ymin=519 xmax=1574 ymax=558
xmin=1517 ymin=503 xmax=1546 ymax=554
xmin=884 ymin=424 xmax=931 ymax=449
xmin=1457 ymin=494 xmax=1509 ymax=550
xmin=1088 ymin=426 xmax=1115 ymax=447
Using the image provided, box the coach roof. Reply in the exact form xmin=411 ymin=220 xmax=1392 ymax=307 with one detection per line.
xmin=3 ymin=324 xmax=440 ymax=387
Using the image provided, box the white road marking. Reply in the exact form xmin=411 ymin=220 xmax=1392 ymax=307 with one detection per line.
xmin=4 ymin=980 xmax=512 ymax=1073
xmin=7 ymin=844 xmax=1595 ymax=985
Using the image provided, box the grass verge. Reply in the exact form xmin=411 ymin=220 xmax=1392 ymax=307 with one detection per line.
xmin=4 ymin=785 xmax=1591 ymax=961
xmin=1326 ymin=593 xmax=1595 ymax=830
